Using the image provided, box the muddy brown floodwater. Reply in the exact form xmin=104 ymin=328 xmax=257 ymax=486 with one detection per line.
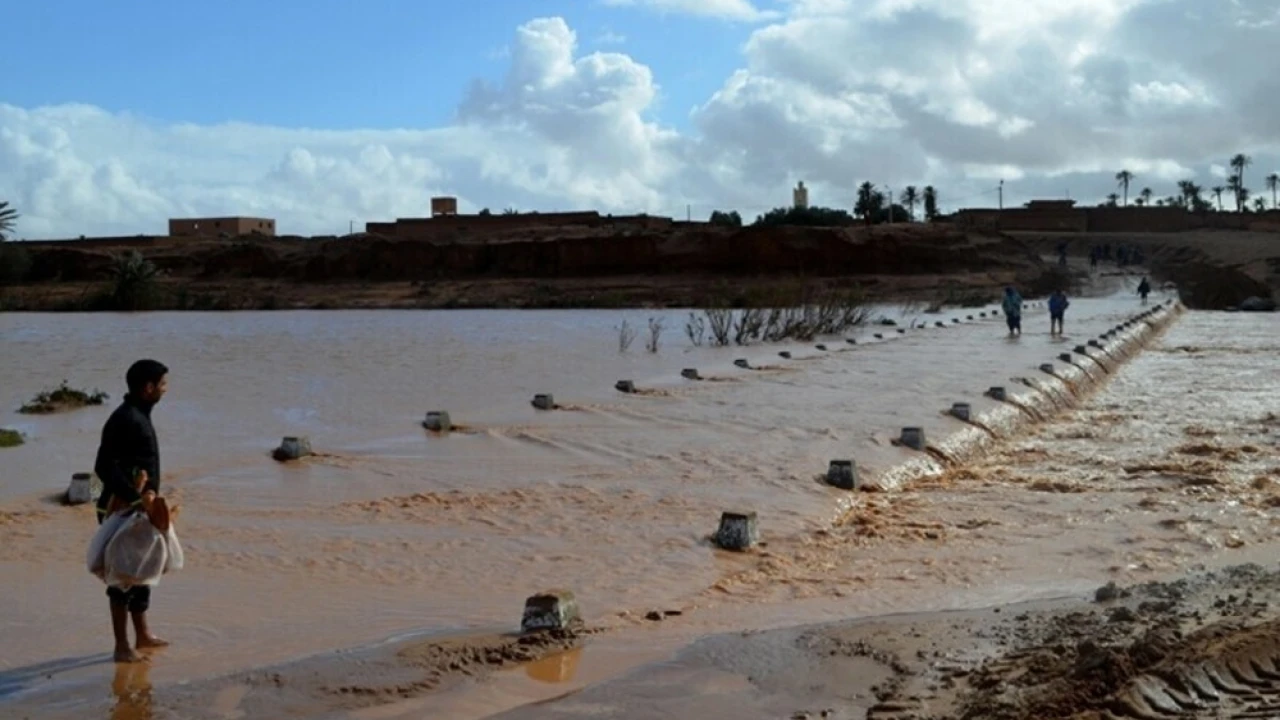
xmin=4 ymin=287 xmax=1276 ymax=720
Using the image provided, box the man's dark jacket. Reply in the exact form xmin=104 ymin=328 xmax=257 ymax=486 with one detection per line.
xmin=93 ymin=394 xmax=160 ymax=522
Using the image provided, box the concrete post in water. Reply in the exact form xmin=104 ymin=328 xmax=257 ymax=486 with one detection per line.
xmin=980 ymin=312 xmax=987 ymax=317
xmin=950 ymin=402 xmax=972 ymax=422
xmin=874 ymin=333 xmax=884 ymax=339
xmin=951 ymin=318 xmax=961 ymax=324
xmin=815 ymin=344 xmax=827 ymax=351
xmin=1040 ymin=363 xmax=1055 ymax=374
xmin=423 ymin=411 xmax=452 ymax=432
xmin=681 ymin=368 xmax=701 ymax=381
xmin=274 ymin=436 xmax=313 ymax=461
xmin=779 ymin=351 xmax=792 ymax=359
xmin=1058 ymin=353 xmax=1073 ymax=363
xmin=846 ymin=338 xmax=857 ymax=345
xmin=897 ymin=328 xmax=906 ymax=334
xmin=733 ymin=359 xmax=750 ymax=369
xmin=65 ymin=472 xmax=95 ymax=505
xmin=521 ymin=590 xmax=582 ymax=633
xmin=615 ymin=380 xmax=637 ymax=394
xmin=1088 ymin=340 xmax=1102 ymax=348
xmin=966 ymin=315 xmax=974 ymax=320
xmin=987 ymin=386 xmax=1008 ymax=401
xmin=936 ymin=322 xmax=946 ymax=328
xmin=532 ymin=393 xmax=556 ymax=410
xmin=899 ymin=426 xmax=926 ymax=450
xmin=714 ymin=511 xmax=759 ymax=551
xmin=1074 ymin=345 xmax=1088 ymax=354
xmin=826 ymin=460 xmax=858 ymax=490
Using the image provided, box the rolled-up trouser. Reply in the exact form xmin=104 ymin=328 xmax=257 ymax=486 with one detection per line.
xmin=107 ymin=585 xmax=151 ymax=613
xmin=1006 ymin=313 xmax=1021 ymax=332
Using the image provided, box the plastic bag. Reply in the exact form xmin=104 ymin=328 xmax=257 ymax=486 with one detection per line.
xmin=103 ymin=512 xmax=169 ymax=589
xmin=164 ymin=524 xmax=184 ymax=574
xmin=87 ymin=511 xmax=130 ymax=580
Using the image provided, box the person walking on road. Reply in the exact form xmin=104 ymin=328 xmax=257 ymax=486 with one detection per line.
xmin=1137 ymin=277 xmax=1152 ymax=304
xmin=94 ymin=359 xmax=171 ymax=663
xmin=1002 ymin=287 xmax=1023 ymax=337
xmin=1049 ymin=289 xmax=1070 ymax=336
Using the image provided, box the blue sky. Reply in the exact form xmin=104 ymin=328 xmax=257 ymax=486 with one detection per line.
xmin=2 ymin=0 xmax=1278 ymax=238
xmin=4 ymin=0 xmax=749 ymax=131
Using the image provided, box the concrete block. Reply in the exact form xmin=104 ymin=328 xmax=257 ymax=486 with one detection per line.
xmin=1074 ymin=345 xmax=1088 ymax=354
xmin=521 ymin=590 xmax=582 ymax=633
xmin=987 ymin=386 xmax=1008 ymax=402
xmin=874 ymin=333 xmax=884 ymax=339
xmin=1040 ymin=363 xmax=1055 ymax=374
xmin=1059 ymin=353 xmax=1073 ymax=363
xmin=1088 ymin=340 xmax=1102 ymax=348
xmin=681 ymin=368 xmax=701 ymax=381
xmin=65 ymin=472 xmax=95 ymax=505
xmin=423 ymin=411 xmax=452 ymax=432
xmin=980 ymin=312 xmax=987 ymax=317
xmin=896 ymin=328 xmax=906 ymax=334
xmin=845 ymin=338 xmax=857 ymax=345
xmin=951 ymin=402 xmax=972 ymax=422
xmin=779 ymin=351 xmax=792 ymax=359
xmin=615 ymin=380 xmax=636 ymax=394
xmin=714 ymin=511 xmax=759 ymax=551
xmin=273 ymin=436 xmax=312 ymax=461
xmin=900 ymin=426 xmax=926 ymax=450
xmin=826 ymin=460 xmax=858 ymax=490
xmin=733 ymin=359 xmax=750 ymax=369
xmin=966 ymin=315 xmax=974 ymax=320
xmin=532 ymin=393 xmax=556 ymax=410
xmin=936 ymin=322 xmax=946 ymax=328
xmin=815 ymin=344 xmax=827 ymax=351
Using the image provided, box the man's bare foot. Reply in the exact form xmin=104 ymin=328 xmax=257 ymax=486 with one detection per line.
xmin=114 ymin=648 xmax=145 ymax=663
xmin=136 ymin=636 xmax=170 ymax=650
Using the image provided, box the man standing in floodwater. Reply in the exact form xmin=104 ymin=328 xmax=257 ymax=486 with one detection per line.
xmin=1002 ymin=287 xmax=1023 ymax=336
xmin=94 ymin=359 xmax=170 ymax=663
xmin=1049 ymin=289 xmax=1070 ymax=336
xmin=1138 ymin=277 xmax=1152 ymax=304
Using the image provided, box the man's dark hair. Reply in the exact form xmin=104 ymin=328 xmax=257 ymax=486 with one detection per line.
xmin=126 ymin=359 xmax=169 ymax=394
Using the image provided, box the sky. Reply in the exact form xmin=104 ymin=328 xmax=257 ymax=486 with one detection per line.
xmin=2 ymin=0 xmax=1279 ymax=239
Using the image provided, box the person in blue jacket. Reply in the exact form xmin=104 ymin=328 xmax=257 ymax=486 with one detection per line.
xmin=1001 ymin=287 xmax=1023 ymax=336
xmin=1048 ymin=289 xmax=1070 ymax=336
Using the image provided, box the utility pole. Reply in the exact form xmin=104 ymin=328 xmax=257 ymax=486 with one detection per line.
xmin=998 ymin=180 xmax=1004 ymax=211
xmin=885 ymin=185 xmax=893 ymax=224
xmin=686 ymin=204 xmax=691 ymax=222
xmin=349 ymin=220 xmax=354 ymax=235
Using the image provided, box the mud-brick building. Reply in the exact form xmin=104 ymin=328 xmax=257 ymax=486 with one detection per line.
xmin=169 ymin=217 xmax=276 ymax=238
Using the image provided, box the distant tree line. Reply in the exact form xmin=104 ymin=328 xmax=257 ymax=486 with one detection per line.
xmin=1112 ymin=156 xmax=1278 ymax=213
xmin=708 ymin=183 xmax=941 ymax=229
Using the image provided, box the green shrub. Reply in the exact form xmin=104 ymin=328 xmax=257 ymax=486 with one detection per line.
xmin=19 ymin=380 xmax=109 ymax=414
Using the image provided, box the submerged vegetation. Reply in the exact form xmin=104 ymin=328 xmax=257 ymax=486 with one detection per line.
xmin=19 ymin=381 xmax=109 ymax=414
xmin=687 ymin=285 xmax=869 ymax=347
xmin=0 ymin=428 xmax=23 ymax=448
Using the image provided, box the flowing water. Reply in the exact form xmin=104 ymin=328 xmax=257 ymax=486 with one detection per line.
xmin=7 ymin=291 xmax=1259 ymax=717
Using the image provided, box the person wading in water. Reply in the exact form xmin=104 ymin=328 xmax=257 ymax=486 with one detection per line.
xmin=94 ymin=359 xmax=171 ymax=663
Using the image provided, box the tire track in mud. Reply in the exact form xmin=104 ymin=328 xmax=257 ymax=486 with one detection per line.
xmin=866 ymin=565 xmax=1280 ymax=720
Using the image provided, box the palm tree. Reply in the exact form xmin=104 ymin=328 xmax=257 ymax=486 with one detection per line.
xmin=1212 ymin=186 xmax=1226 ymax=211
xmin=1139 ymin=187 xmax=1153 ymax=206
xmin=0 ymin=201 xmax=17 ymax=241
xmin=1254 ymin=197 xmax=1267 ymax=213
xmin=1115 ymin=170 xmax=1135 ymax=206
xmin=1266 ymin=172 xmax=1279 ymax=209
xmin=855 ymin=182 xmax=880 ymax=225
xmin=1229 ymin=154 xmax=1252 ymax=211
xmin=899 ymin=186 xmax=920 ymax=221
xmin=922 ymin=186 xmax=939 ymax=221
